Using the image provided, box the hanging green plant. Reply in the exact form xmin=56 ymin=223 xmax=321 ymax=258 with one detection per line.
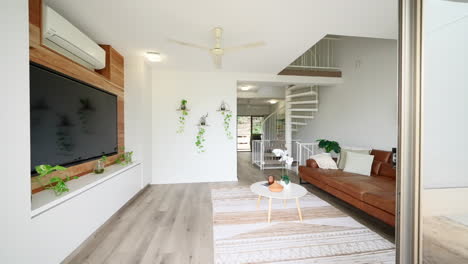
xmin=195 ymin=113 xmax=209 ymax=153
xmin=221 ymin=111 xmax=233 ymax=139
xmin=177 ymin=99 xmax=189 ymax=133
xmin=195 ymin=127 xmax=206 ymax=153
xmin=217 ymin=101 xmax=232 ymax=139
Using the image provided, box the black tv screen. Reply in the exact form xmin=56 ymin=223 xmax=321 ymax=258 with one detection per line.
xmin=30 ymin=63 xmax=118 ymax=173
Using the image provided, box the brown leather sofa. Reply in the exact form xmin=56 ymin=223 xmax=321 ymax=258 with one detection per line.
xmin=299 ymin=150 xmax=396 ymax=226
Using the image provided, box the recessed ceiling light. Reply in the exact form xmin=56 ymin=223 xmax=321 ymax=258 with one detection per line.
xmin=240 ymin=85 xmax=251 ymax=91
xmin=268 ymin=99 xmax=278 ymax=104
xmin=145 ymin=52 xmax=162 ymax=62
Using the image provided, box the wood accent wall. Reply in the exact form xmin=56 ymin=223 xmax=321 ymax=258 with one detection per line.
xmin=97 ymin=45 xmax=125 ymax=88
xmin=29 ymin=0 xmax=125 ymax=193
xmin=278 ymin=68 xmax=342 ymax=78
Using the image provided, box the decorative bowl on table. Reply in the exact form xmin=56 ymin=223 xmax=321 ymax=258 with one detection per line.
xmin=268 ymin=181 xmax=284 ymax=192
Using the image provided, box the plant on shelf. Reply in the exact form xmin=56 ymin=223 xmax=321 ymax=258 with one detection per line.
xmin=195 ymin=127 xmax=206 ymax=153
xmin=116 ymin=147 xmax=134 ymax=165
xmin=221 ymin=111 xmax=233 ymax=139
xmin=316 ymin=139 xmax=341 ymax=154
xmin=48 ymin=176 xmax=77 ymax=196
xmin=272 ymin=149 xmax=294 ymax=186
xmin=94 ymin=155 xmax=107 ymax=174
xmin=34 ymin=164 xmax=78 ymax=196
xmin=195 ymin=113 xmax=209 ymax=153
xmin=177 ymin=99 xmax=189 ymax=133
xmin=218 ymin=101 xmax=233 ymax=139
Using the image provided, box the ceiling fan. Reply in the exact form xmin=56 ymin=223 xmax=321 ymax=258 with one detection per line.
xmin=169 ymin=27 xmax=266 ymax=69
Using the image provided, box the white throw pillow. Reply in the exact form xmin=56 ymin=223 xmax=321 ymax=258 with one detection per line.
xmin=309 ymin=153 xmax=338 ymax=169
xmin=337 ymin=148 xmax=371 ymax=169
xmin=343 ymin=152 xmax=374 ymax=176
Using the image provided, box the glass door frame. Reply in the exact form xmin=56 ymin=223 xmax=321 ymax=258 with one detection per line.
xmin=398 ymin=0 xmax=423 ymax=263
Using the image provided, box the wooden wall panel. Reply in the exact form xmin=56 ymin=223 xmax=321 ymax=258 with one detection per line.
xmin=278 ymin=69 xmax=342 ymax=78
xmin=96 ymin=45 xmax=125 ymax=89
xmin=29 ymin=0 xmax=126 ymax=193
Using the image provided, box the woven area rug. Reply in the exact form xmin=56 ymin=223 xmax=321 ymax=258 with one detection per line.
xmin=211 ymin=186 xmax=395 ymax=264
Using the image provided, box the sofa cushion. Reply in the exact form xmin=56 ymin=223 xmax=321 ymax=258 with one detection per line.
xmin=343 ymin=152 xmax=374 ymax=176
xmin=379 ymin=163 xmax=396 ymax=179
xmin=338 ymin=149 xmax=371 ymax=169
xmin=299 ymin=166 xmax=344 ymax=183
xmin=371 ymin=149 xmax=392 ymax=163
xmin=306 ymin=159 xmax=319 ymax=168
xmin=363 ymin=191 xmax=396 ymax=215
xmin=371 ymin=160 xmax=382 ymax=176
xmin=324 ymin=175 xmax=395 ymax=200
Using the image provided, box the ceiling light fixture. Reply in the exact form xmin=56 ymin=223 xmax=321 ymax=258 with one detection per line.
xmin=240 ymin=85 xmax=251 ymax=91
xmin=145 ymin=52 xmax=162 ymax=62
xmin=268 ymin=99 xmax=278 ymax=104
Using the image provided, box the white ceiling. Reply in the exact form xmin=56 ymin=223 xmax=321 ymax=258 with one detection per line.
xmin=45 ymin=0 xmax=397 ymax=73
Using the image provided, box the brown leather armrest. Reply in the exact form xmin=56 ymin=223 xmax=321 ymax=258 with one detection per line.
xmin=306 ymin=159 xmax=319 ymax=168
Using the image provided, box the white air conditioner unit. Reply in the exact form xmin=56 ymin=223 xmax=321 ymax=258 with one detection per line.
xmin=42 ymin=5 xmax=106 ymax=70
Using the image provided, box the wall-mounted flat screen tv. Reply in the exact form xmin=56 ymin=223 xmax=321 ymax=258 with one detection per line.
xmin=30 ymin=62 xmax=118 ymax=174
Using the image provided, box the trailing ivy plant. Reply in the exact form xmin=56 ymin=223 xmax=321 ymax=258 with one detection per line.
xmin=195 ymin=127 xmax=206 ymax=153
xmin=116 ymin=147 xmax=134 ymax=165
xmin=177 ymin=99 xmax=189 ymax=134
xmin=316 ymin=139 xmax=341 ymax=154
xmin=221 ymin=111 xmax=233 ymax=139
xmin=34 ymin=164 xmax=77 ymax=196
xmin=48 ymin=176 xmax=78 ymax=196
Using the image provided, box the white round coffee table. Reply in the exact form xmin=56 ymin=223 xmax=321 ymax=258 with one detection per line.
xmin=250 ymin=181 xmax=307 ymax=223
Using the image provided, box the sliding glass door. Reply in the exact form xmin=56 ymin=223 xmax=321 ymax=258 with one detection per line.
xmin=420 ymin=0 xmax=468 ymax=263
xmin=400 ymin=0 xmax=468 ymax=262
xmin=237 ymin=116 xmax=264 ymax=151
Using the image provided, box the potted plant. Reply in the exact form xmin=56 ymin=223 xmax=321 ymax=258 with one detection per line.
xmin=34 ymin=164 xmax=77 ymax=196
xmin=272 ymin=149 xmax=294 ymax=188
xmin=316 ymin=139 xmax=341 ymax=154
xmin=177 ymin=99 xmax=189 ymax=134
xmin=219 ymin=101 xmax=227 ymax=111
xmin=94 ymin=155 xmax=107 ymax=174
xmin=180 ymin=99 xmax=187 ymax=110
xmin=199 ymin=113 xmax=208 ymax=126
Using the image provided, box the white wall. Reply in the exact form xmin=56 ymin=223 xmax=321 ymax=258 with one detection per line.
xmin=151 ymin=71 xmax=238 ymax=184
xmin=0 ymin=2 xmax=152 ymax=263
xmin=295 ymin=37 xmax=398 ymax=150
xmin=237 ymin=104 xmax=272 ymax=116
xmin=422 ymin=0 xmax=468 ymax=188
xmin=125 ymin=57 xmax=153 ymax=186
xmin=1 ymin=1 xmax=31 ymax=263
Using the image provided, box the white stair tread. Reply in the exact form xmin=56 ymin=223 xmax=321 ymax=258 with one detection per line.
xmin=291 ymin=115 xmax=314 ymax=119
xmin=287 ymin=85 xmax=313 ymax=92
xmin=286 ymin=91 xmax=317 ymax=98
xmin=291 ymin=122 xmax=307 ymax=125
xmin=288 ymin=100 xmax=318 ymax=105
xmin=288 ymin=108 xmax=319 ymax=112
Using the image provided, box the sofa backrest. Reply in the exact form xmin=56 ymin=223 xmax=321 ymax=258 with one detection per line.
xmin=370 ymin=149 xmax=396 ymax=179
xmin=305 ymin=149 xmax=396 ymax=179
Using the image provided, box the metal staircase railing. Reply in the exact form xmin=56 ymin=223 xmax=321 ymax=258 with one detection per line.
xmin=295 ymin=142 xmax=319 ymax=173
xmin=262 ymin=106 xmax=285 ymax=141
xmin=285 ymin=85 xmax=319 ymax=152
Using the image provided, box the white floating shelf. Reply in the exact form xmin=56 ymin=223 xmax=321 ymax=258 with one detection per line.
xmin=31 ymin=162 xmax=141 ymax=218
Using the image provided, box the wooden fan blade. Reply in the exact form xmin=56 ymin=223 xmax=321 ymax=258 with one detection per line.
xmin=168 ymin=38 xmax=210 ymax=50
xmin=224 ymin=41 xmax=266 ymax=52
xmin=212 ymin=54 xmax=222 ymax=69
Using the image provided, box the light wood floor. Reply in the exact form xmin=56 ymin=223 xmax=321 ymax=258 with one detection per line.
xmin=63 ymin=152 xmax=394 ymax=264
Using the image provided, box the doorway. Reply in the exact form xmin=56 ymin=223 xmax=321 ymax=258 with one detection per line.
xmin=237 ymin=116 xmax=264 ymax=151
